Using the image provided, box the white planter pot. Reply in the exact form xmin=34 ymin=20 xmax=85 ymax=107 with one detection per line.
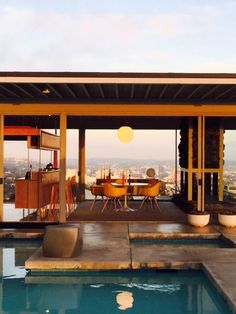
xmin=218 ymin=213 xmax=236 ymax=228
xmin=187 ymin=213 xmax=210 ymax=227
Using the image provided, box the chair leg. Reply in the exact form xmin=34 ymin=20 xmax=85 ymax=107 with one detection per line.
xmin=154 ymin=197 xmax=161 ymax=211
xmin=102 ymin=198 xmax=109 ymax=212
xmin=149 ymin=197 xmax=154 ymax=209
xmin=118 ymin=199 xmax=123 ymax=208
xmin=90 ymin=196 xmax=97 ymax=211
xmin=140 ymin=196 xmax=147 ymax=209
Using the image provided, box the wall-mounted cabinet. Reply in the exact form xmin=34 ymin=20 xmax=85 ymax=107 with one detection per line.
xmin=27 ymin=130 xmax=60 ymax=150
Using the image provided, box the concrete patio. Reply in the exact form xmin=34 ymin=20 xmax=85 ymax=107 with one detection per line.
xmin=67 ymin=200 xmax=188 ymax=222
xmin=24 ymin=222 xmax=236 ymax=313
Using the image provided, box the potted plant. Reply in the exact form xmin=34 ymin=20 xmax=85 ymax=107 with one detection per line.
xmin=218 ymin=210 xmax=236 ymax=227
xmin=187 ymin=210 xmax=210 ymax=227
xmin=186 ymin=202 xmax=210 ymax=227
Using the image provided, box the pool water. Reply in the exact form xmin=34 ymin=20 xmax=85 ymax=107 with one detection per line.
xmin=130 ymin=238 xmax=234 ymax=248
xmin=0 ymin=239 xmax=233 ymax=314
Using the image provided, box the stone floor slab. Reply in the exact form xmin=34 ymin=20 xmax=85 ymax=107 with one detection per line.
xmin=26 ymin=233 xmax=131 ymax=271
xmin=79 ymin=222 xmax=128 ymax=234
xmin=129 ymin=223 xmax=220 ymax=239
xmin=203 ymin=262 xmax=236 ymax=313
xmin=0 ymin=229 xmax=44 ymax=238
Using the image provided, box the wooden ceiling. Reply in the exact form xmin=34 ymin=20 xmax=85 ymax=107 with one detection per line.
xmin=0 ymin=72 xmax=236 ymax=104
xmin=1 ymin=72 xmax=236 ymax=129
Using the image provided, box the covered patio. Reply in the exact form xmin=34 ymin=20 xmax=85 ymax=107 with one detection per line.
xmin=1 ymin=72 xmax=236 ymax=223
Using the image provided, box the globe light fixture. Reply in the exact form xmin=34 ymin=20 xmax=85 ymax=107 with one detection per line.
xmin=117 ymin=126 xmax=134 ymax=143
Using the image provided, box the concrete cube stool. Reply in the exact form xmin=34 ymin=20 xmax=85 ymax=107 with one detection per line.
xmin=42 ymin=224 xmax=83 ymax=258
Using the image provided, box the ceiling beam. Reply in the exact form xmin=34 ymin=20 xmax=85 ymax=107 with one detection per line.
xmin=29 ymin=84 xmax=48 ymax=98
xmin=201 ymin=85 xmax=220 ymax=100
xmin=144 ymin=85 xmax=152 ymax=99
xmin=63 ymin=84 xmax=77 ymax=98
xmin=11 ymin=84 xmax=34 ymax=98
xmin=173 ymin=85 xmax=185 ymax=99
xmin=130 ymin=84 xmax=135 ymax=99
xmin=159 ymin=85 xmax=168 ymax=99
xmin=187 ymin=85 xmax=202 ymax=99
xmin=98 ymin=84 xmax=105 ymax=98
xmin=81 ymin=84 xmax=91 ymax=98
xmin=1 ymin=103 xmax=236 ymax=117
xmin=0 ymin=85 xmax=21 ymax=98
xmin=115 ymin=84 xmax=119 ymax=99
xmin=216 ymin=86 xmax=236 ymax=100
xmin=47 ymin=84 xmax=63 ymax=98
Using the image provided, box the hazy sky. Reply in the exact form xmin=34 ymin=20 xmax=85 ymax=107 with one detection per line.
xmin=1 ymin=0 xmax=236 ymax=161
xmin=1 ymin=0 xmax=236 ymax=72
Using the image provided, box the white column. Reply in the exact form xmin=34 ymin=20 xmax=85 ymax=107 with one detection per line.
xmin=0 ymin=115 xmax=3 ymax=221
xmin=59 ymin=114 xmax=67 ymax=223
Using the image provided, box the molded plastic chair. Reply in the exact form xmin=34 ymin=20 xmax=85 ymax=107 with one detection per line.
xmin=102 ymin=183 xmax=128 ymax=212
xmin=138 ymin=181 xmax=161 ymax=210
xmin=90 ymin=185 xmax=104 ymax=210
xmin=66 ymin=177 xmax=76 ymax=215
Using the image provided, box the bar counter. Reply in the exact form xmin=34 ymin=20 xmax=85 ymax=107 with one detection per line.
xmin=15 ymin=170 xmax=59 ymax=209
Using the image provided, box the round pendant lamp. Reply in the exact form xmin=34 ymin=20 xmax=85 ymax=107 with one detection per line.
xmin=117 ymin=126 xmax=134 ymax=143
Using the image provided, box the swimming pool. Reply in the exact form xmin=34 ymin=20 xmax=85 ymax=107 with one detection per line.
xmin=0 ymin=239 xmax=233 ymax=314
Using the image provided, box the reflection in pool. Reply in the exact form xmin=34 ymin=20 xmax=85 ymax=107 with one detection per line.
xmin=116 ymin=291 xmax=134 ymax=310
xmin=0 ymin=239 xmax=232 ymax=314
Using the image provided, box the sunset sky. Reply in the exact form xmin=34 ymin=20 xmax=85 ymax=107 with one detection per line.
xmin=1 ymin=0 xmax=236 ymax=161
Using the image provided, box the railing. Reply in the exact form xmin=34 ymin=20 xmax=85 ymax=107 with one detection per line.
xmin=223 ymin=189 xmax=236 ymax=201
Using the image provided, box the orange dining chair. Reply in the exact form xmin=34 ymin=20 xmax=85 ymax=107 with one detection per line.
xmin=66 ymin=177 xmax=76 ymax=216
xmin=47 ymin=178 xmax=76 ymax=220
xmin=102 ymin=182 xmax=128 ymax=212
xmin=48 ymin=184 xmax=59 ymax=220
xmin=70 ymin=175 xmax=78 ymax=202
xmin=90 ymin=185 xmax=104 ymax=210
xmin=138 ymin=181 xmax=161 ymax=210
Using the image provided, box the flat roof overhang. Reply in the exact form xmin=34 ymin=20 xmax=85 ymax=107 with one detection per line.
xmin=1 ymin=72 xmax=236 ymax=129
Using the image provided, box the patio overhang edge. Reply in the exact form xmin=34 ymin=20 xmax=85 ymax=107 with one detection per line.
xmin=1 ymin=103 xmax=236 ymax=117
xmin=1 ymin=72 xmax=236 ymax=84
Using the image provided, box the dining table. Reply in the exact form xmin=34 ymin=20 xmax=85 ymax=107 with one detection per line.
xmin=112 ymin=182 xmax=148 ymax=212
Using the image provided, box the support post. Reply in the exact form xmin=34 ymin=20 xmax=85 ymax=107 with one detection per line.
xmin=79 ymin=129 xmax=86 ymax=201
xmin=219 ymin=126 xmax=224 ymax=201
xmin=202 ymin=116 xmax=205 ymax=212
xmin=0 ymin=115 xmax=3 ymax=221
xmin=197 ymin=116 xmax=202 ymax=211
xmin=188 ymin=119 xmax=193 ymax=201
xmin=59 ymin=114 xmax=67 ymax=223
xmin=175 ymin=129 xmax=178 ymax=194
xmin=53 ymin=129 xmax=58 ymax=168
